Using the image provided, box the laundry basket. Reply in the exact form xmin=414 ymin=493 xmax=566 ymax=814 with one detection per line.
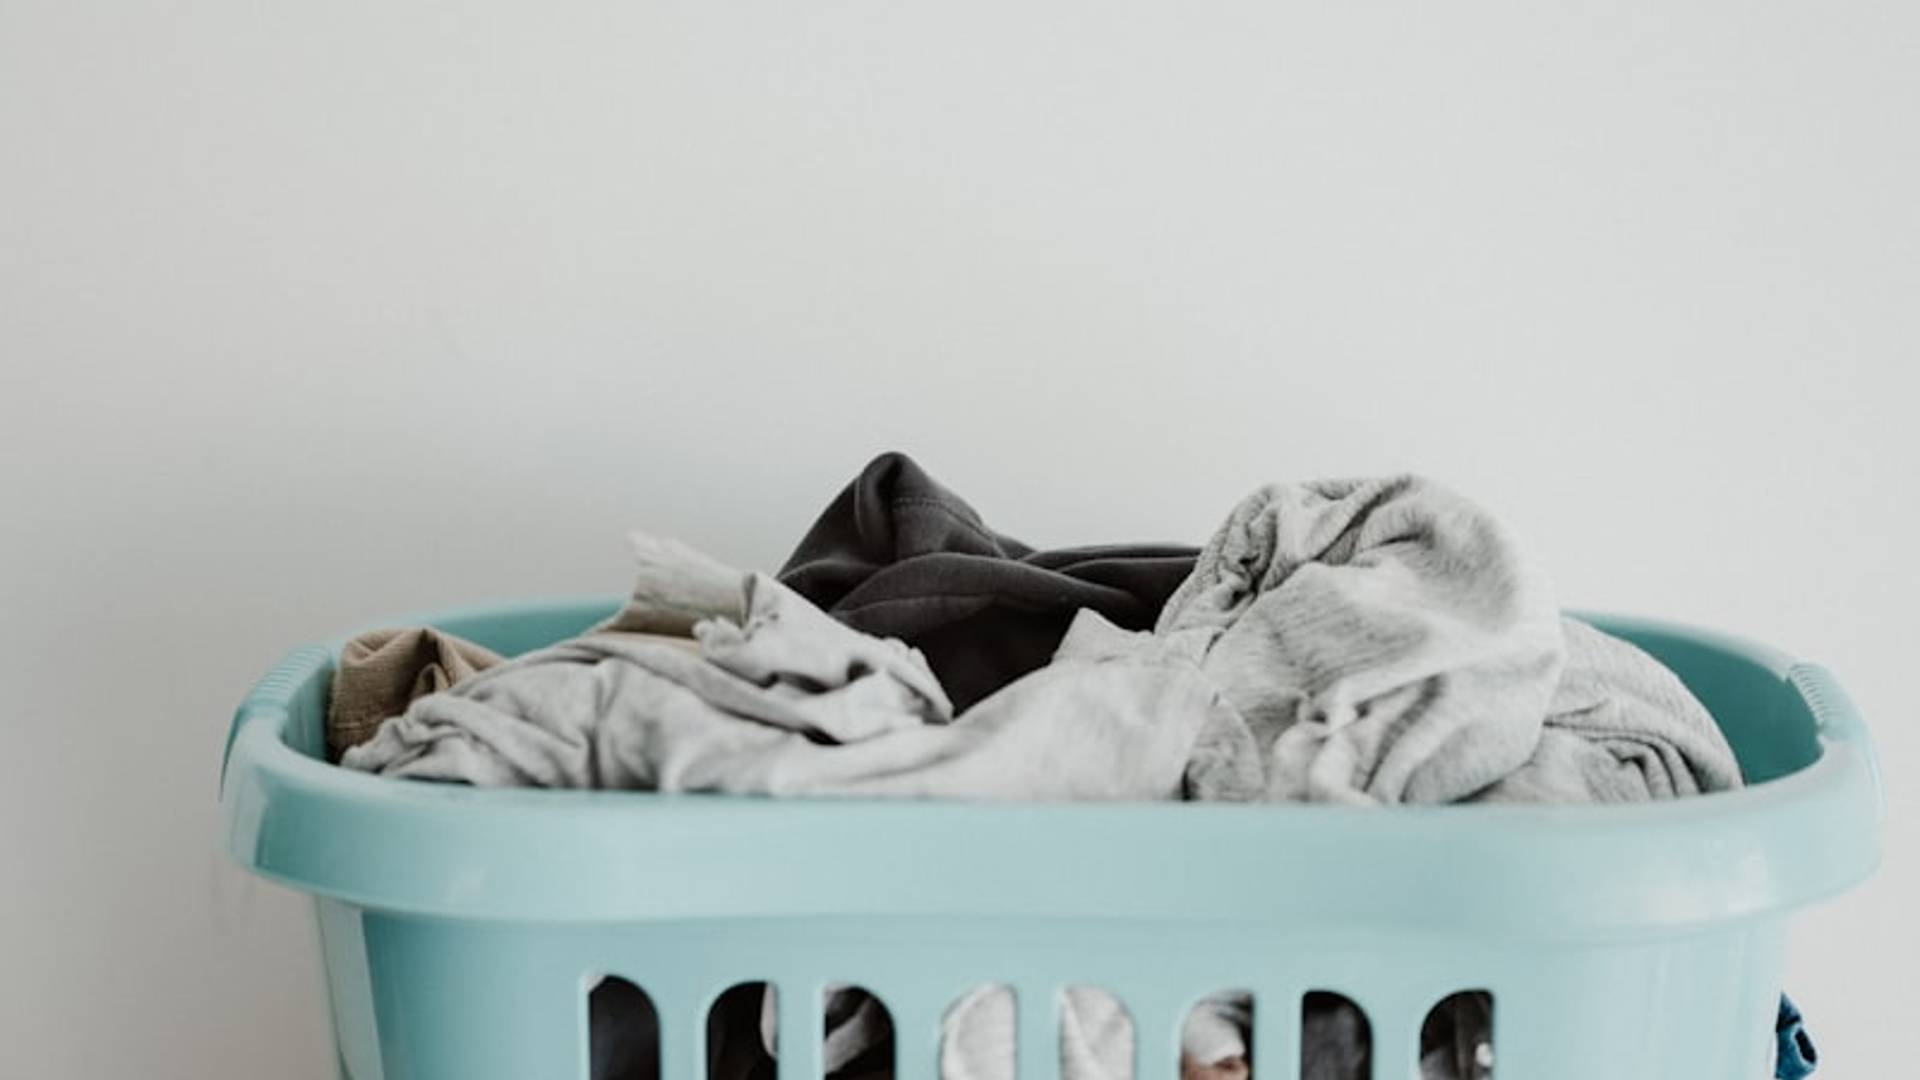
xmin=219 ymin=601 xmax=1882 ymax=1080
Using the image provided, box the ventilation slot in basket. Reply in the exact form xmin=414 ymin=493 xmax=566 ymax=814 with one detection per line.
xmin=1302 ymin=991 xmax=1370 ymax=1078
xmin=1421 ymin=990 xmax=1494 ymax=1079
xmin=941 ymin=983 xmax=1016 ymax=1077
xmin=824 ymin=984 xmax=895 ymax=1076
xmin=588 ymin=976 xmax=659 ymax=1080
xmin=1060 ymin=986 xmax=1133 ymax=1078
xmin=1182 ymin=990 xmax=1252 ymax=1078
xmin=707 ymin=981 xmax=776 ymax=1079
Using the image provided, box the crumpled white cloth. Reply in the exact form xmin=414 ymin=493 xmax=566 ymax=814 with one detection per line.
xmin=1476 ymin=615 xmax=1743 ymax=802
xmin=1156 ymin=476 xmax=1567 ymax=805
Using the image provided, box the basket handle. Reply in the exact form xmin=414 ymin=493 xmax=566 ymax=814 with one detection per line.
xmin=1785 ymin=662 xmax=1867 ymax=744
xmin=220 ymin=644 xmax=331 ymax=793
xmin=1786 ymin=661 xmax=1884 ymax=818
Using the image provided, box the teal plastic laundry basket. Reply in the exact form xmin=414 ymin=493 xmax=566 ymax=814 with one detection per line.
xmin=219 ymin=602 xmax=1882 ymax=1080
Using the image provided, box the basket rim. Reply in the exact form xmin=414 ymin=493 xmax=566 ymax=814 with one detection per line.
xmin=218 ymin=599 xmax=1883 ymax=932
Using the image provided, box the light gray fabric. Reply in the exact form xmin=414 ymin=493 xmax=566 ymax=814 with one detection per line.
xmin=345 ymin=544 xmax=1236 ymax=803
xmin=1179 ymin=992 xmax=1252 ymax=1076
xmin=1151 ymin=475 xmax=1739 ymax=808
xmin=1156 ymin=476 xmax=1567 ymax=805
xmin=342 ymin=570 xmax=948 ymax=787
xmin=1475 ymin=616 xmax=1742 ymax=803
xmin=594 ymin=531 xmax=747 ymax=636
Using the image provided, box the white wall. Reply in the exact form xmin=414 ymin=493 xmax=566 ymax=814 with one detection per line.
xmin=2 ymin=1 xmax=1915 ymax=1076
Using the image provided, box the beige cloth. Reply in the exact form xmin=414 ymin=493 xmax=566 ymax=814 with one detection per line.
xmin=330 ymin=623 xmax=703 ymax=763
xmin=326 ymin=628 xmax=504 ymax=761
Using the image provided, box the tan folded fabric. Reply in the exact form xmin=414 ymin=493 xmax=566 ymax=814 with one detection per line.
xmin=327 ymin=628 xmax=505 ymax=761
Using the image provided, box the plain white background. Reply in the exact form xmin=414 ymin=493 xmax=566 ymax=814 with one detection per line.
xmin=2 ymin=0 xmax=1915 ymax=1076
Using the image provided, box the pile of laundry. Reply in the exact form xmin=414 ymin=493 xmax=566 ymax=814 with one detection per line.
xmin=328 ymin=453 xmax=1815 ymax=1080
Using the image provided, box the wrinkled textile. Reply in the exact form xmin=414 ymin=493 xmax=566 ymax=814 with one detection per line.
xmin=1156 ymin=476 xmax=1566 ymax=805
xmin=596 ymin=532 xmax=748 ymax=636
xmin=1475 ymin=617 xmax=1743 ymax=803
xmin=779 ymin=452 xmax=1198 ymax=711
xmin=326 ymin=627 xmax=502 ymax=760
xmin=1155 ymin=476 xmax=1743 ymax=807
xmin=1418 ymin=992 xmax=1496 ymax=1080
xmin=342 ymin=571 xmax=950 ymax=787
xmin=1775 ymin=995 xmax=1818 ymax=1080
xmin=344 ymin=543 xmax=1234 ymax=803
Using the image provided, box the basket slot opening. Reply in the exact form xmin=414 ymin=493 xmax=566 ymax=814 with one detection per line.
xmin=940 ymin=983 xmax=1017 ymax=1078
xmin=1060 ymin=986 xmax=1134 ymax=1078
xmin=588 ymin=975 xmax=659 ymax=1080
xmin=823 ymin=984 xmax=895 ymax=1077
xmin=1420 ymin=990 xmax=1494 ymax=1079
xmin=1302 ymin=991 xmax=1370 ymax=1080
xmin=707 ymin=981 xmax=776 ymax=1078
xmin=1182 ymin=989 xmax=1253 ymax=1079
